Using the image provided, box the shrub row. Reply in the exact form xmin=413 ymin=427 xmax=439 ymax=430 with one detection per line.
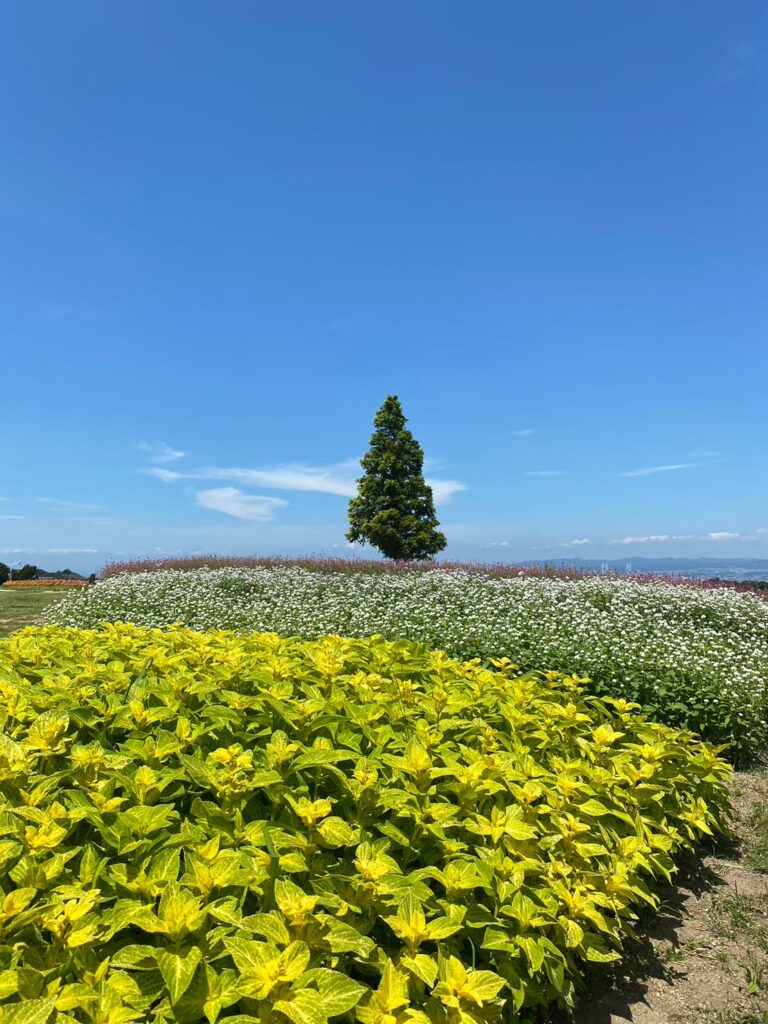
xmin=0 ymin=625 xmax=730 ymax=1022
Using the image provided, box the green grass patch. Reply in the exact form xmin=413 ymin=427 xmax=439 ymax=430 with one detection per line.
xmin=745 ymin=806 xmax=768 ymax=874
xmin=0 ymin=586 xmax=68 ymax=636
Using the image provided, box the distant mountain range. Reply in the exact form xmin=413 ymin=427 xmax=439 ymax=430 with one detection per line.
xmin=520 ymin=557 xmax=768 ymax=582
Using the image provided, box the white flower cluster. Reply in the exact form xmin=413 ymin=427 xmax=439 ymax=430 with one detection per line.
xmin=45 ymin=567 xmax=768 ymax=757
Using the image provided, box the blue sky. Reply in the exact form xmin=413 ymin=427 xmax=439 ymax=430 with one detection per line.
xmin=1 ymin=2 xmax=766 ymax=572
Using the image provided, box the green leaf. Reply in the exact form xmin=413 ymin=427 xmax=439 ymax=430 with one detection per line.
xmin=558 ymin=916 xmax=584 ymax=949
xmin=316 ymin=817 xmax=357 ymax=847
xmin=274 ymin=989 xmax=327 ymax=1024
xmin=516 ymin=935 xmax=546 ymax=972
xmin=119 ymin=804 xmax=179 ymax=836
xmin=246 ymin=911 xmax=291 ymax=946
xmin=504 ymin=819 xmax=538 ymax=840
xmin=291 ymin=750 xmax=357 ymax=771
xmin=459 ymin=970 xmax=505 ymax=1006
xmin=207 ymin=897 xmax=245 ymax=929
xmin=401 ymin=954 xmax=438 ymax=986
xmin=202 ymin=967 xmax=242 ymax=1024
xmin=222 ymin=936 xmax=274 ymax=978
xmin=0 ymin=994 xmax=57 ymax=1024
xmin=578 ymin=799 xmax=633 ymax=824
xmin=110 ymin=944 xmax=159 ymax=971
xmin=425 ymin=916 xmax=462 ymax=941
xmin=156 ymin=946 xmax=203 ymax=1004
xmin=302 ymin=969 xmax=366 ymax=1016
xmin=321 ymin=918 xmax=375 ymax=958
xmin=0 ymin=971 xmax=18 ymax=1000
xmin=583 ymin=937 xmax=621 ymax=963
xmin=280 ymin=942 xmax=311 ymax=982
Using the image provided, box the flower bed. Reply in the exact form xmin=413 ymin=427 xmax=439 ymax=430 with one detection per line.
xmin=0 ymin=625 xmax=730 ymax=1021
xmin=46 ymin=567 xmax=768 ymax=761
xmin=100 ymin=555 xmax=765 ymax=595
xmin=2 ymin=579 xmax=89 ymax=587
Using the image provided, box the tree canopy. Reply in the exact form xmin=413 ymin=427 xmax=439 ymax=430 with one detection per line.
xmin=346 ymin=395 xmax=446 ymax=561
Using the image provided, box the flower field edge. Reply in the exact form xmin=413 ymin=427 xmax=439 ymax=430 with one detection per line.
xmin=43 ymin=567 xmax=768 ymax=763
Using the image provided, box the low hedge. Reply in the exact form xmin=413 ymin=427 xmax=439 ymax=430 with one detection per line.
xmin=0 ymin=625 xmax=731 ymax=1022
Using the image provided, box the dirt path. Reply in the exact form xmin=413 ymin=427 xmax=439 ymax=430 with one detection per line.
xmin=567 ymin=772 xmax=768 ymax=1024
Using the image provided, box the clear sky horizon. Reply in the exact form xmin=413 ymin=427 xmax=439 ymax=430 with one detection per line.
xmin=2 ymin=2 xmax=766 ymax=574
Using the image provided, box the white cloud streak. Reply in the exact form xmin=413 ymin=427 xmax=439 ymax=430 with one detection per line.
xmin=36 ymin=498 xmax=102 ymax=511
xmin=621 ymin=461 xmax=718 ymax=478
xmin=427 ymin=479 xmax=466 ymax=503
xmin=62 ymin=517 xmax=115 ymax=525
xmin=204 ymin=465 xmax=361 ymax=498
xmin=611 ymin=534 xmax=694 ymax=545
xmin=146 ymin=468 xmax=184 ymax=483
xmin=196 ymin=488 xmax=288 ymax=521
xmin=0 ymin=547 xmax=98 ymax=555
xmin=511 ymin=429 xmax=534 ymax=437
xmin=136 ymin=442 xmax=186 ymax=464
xmin=525 ymin=470 xmax=565 ymax=477
xmin=47 ymin=548 xmax=99 ymax=554
xmin=611 ymin=531 xmax=747 ymax=545
xmin=147 ymin=461 xmax=465 ymax=505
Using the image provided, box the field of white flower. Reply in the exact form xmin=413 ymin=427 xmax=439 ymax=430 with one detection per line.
xmin=46 ymin=567 xmax=768 ymax=761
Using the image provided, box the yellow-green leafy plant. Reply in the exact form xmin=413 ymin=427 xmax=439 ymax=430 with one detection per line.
xmin=0 ymin=625 xmax=731 ymax=1023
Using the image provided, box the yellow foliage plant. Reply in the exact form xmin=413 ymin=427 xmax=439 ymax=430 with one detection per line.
xmin=0 ymin=625 xmax=731 ymax=1023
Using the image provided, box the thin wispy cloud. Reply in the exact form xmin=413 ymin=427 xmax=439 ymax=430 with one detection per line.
xmin=0 ymin=547 xmax=98 ymax=555
xmin=147 ymin=468 xmax=184 ymax=483
xmin=427 ymin=479 xmax=466 ymax=503
xmin=146 ymin=458 xmax=466 ymax=505
xmin=205 ymin=464 xmax=363 ymax=498
xmin=136 ymin=441 xmax=186 ymax=465
xmin=621 ymin=461 xmax=718 ymax=478
xmin=196 ymin=487 xmax=288 ymax=521
xmin=525 ymin=470 xmax=564 ymax=477
xmin=557 ymin=538 xmax=592 ymax=547
xmin=611 ymin=531 xmax=747 ymax=545
xmin=47 ymin=547 xmax=99 ymax=554
xmin=36 ymin=497 xmax=103 ymax=511
xmin=0 ymin=515 xmax=27 ymax=521
xmin=612 ymin=534 xmax=694 ymax=545
xmin=511 ymin=429 xmax=534 ymax=437
xmin=62 ymin=517 xmax=115 ymax=526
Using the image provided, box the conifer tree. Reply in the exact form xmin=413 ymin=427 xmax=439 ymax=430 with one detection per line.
xmin=347 ymin=395 xmax=447 ymax=560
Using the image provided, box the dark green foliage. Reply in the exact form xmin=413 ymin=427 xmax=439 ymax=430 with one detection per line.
xmin=0 ymin=563 xmax=84 ymax=583
xmin=347 ymin=396 xmax=447 ymax=561
xmin=14 ymin=563 xmax=39 ymax=580
xmin=34 ymin=566 xmax=85 ymax=580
